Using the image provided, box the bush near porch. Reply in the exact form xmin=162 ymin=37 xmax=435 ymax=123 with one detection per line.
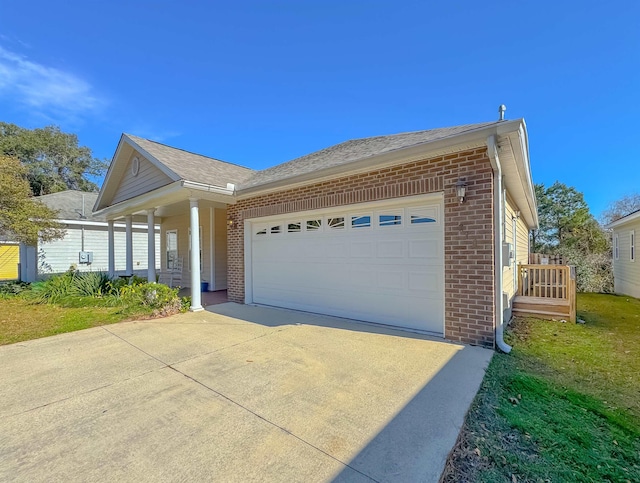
xmin=0 ymin=271 xmax=190 ymax=345
xmin=441 ymin=293 xmax=640 ymax=482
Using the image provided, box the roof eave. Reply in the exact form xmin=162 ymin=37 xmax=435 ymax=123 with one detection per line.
xmin=236 ymin=122 xmax=517 ymax=199
xmin=93 ymin=180 xmax=236 ymax=220
xmin=499 ymin=120 xmax=539 ymax=229
xmin=606 ymin=210 xmax=640 ymax=229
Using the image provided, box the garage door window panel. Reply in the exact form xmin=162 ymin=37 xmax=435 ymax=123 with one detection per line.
xmin=351 ymin=215 xmax=372 ymax=229
xmin=328 ymin=217 xmax=345 ymax=229
xmin=306 ymin=219 xmax=322 ymax=231
xmin=379 ymin=213 xmax=403 ymax=227
xmin=408 ymin=207 xmax=438 ymax=225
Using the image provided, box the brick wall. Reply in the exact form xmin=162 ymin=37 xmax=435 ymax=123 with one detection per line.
xmin=227 ymin=148 xmax=496 ymax=347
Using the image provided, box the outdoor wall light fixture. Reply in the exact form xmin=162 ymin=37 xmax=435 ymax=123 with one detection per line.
xmin=227 ymin=215 xmax=234 ymax=227
xmin=455 ymin=178 xmax=467 ymax=203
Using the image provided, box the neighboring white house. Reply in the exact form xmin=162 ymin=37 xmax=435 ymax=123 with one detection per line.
xmin=607 ymin=209 xmax=640 ymax=299
xmin=19 ymin=190 xmax=160 ymax=282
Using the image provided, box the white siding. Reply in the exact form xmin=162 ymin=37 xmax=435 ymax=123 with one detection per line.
xmin=37 ymin=224 xmax=160 ymax=278
xmin=612 ymin=218 xmax=640 ymax=298
xmin=111 ymin=152 xmax=173 ymax=205
xmin=503 ymin=193 xmax=531 ymax=303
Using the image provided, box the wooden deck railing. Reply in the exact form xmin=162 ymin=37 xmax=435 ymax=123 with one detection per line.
xmin=517 ymin=264 xmax=576 ymax=322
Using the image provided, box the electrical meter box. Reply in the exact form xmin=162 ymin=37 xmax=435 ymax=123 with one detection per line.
xmin=79 ymin=251 xmax=93 ymax=264
xmin=502 ymin=243 xmax=513 ymax=267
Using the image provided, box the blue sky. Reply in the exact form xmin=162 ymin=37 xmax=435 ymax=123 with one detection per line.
xmin=0 ymin=0 xmax=638 ymax=218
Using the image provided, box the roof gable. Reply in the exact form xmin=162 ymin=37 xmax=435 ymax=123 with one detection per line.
xmin=95 ymin=134 xmax=255 ymax=212
xmin=111 ymin=150 xmax=173 ymax=205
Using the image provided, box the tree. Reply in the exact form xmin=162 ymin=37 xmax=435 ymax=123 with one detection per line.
xmin=531 ymin=181 xmax=612 ymax=293
xmin=601 ymin=193 xmax=640 ymax=225
xmin=0 ymin=122 xmax=108 ymax=195
xmin=531 ymin=181 xmax=592 ymax=252
xmin=0 ymin=155 xmax=65 ymax=245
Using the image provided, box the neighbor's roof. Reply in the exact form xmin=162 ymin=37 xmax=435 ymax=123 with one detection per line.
xmin=239 ymin=121 xmax=499 ymax=190
xmin=37 ymin=190 xmax=104 ymax=222
xmin=124 ymin=134 xmax=256 ymax=187
xmin=606 ymin=208 xmax=640 ymax=229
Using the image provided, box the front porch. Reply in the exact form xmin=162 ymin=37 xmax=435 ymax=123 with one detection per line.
xmin=512 ymin=264 xmax=577 ymax=322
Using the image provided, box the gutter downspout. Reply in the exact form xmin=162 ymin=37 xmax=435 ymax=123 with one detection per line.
xmin=487 ymin=135 xmax=512 ymax=353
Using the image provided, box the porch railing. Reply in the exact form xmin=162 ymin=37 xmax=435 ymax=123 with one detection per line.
xmin=517 ymin=264 xmax=577 ymax=321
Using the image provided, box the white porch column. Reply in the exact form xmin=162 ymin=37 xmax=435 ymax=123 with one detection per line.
xmin=209 ymin=207 xmax=215 ymax=291
xmin=125 ymin=215 xmax=133 ymax=276
xmin=107 ymin=220 xmax=115 ymax=277
xmin=147 ymin=209 xmax=156 ymax=283
xmin=189 ymin=199 xmax=203 ymax=311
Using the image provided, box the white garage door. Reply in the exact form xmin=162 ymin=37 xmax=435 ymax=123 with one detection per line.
xmin=248 ymin=198 xmax=444 ymax=334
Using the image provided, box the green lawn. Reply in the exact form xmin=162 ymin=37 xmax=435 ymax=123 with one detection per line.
xmin=442 ymin=293 xmax=640 ymax=482
xmin=0 ymin=297 xmax=139 ymax=346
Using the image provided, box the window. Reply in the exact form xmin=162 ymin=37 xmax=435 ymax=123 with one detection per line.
xmin=379 ymin=214 xmax=402 ymax=226
xmin=166 ymin=230 xmax=178 ymax=269
xmin=408 ymin=207 xmax=437 ymax=224
xmin=306 ymin=219 xmax=321 ymax=231
xmin=328 ymin=217 xmax=345 ymax=229
xmin=256 ymin=228 xmax=267 ymax=236
xmin=188 ymin=227 xmax=203 ymax=271
xmin=410 ymin=215 xmax=436 ymax=224
xmin=270 ymin=225 xmax=282 ymax=234
xmin=288 ymin=222 xmax=301 ymax=233
xmin=351 ymin=215 xmax=371 ymax=228
xmin=614 ymin=233 xmax=619 ymax=260
xmin=632 ymin=230 xmax=636 ymax=262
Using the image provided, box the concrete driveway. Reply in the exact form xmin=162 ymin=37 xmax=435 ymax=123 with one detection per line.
xmin=0 ymin=303 xmax=492 ymax=482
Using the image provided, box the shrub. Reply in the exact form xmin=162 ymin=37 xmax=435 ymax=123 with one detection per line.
xmin=30 ymin=271 xmax=77 ymax=303
xmin=119 ymin=282 xmax=184 ymax=316
xmin=73 ymin=272 xmax=112 ymax=297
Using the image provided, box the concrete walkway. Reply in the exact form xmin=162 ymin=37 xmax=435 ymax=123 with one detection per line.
xmin=0 ymin=303 xmax=492 ymax=482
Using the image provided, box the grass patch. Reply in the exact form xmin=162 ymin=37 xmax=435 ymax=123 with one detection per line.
xmin=0 ymin=297 xmax=137 ymax=345
xmin=0 ymin=273 xmax=189 ymax=346
xmin=442 ymin=293 xmax=640 ymax=482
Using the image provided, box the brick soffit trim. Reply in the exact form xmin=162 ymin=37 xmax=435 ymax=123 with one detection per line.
xmin=236 ymin=140 xmax=484 ymax=200
xmin=241 ymin=176 xmax=444 ymax=219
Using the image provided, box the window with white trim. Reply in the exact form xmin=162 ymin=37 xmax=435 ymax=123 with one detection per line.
xmin=351 ymin=215 xmax=371 ymax=228
xmin=306 ymin=219 xmax=321 ymax=231
xmin=166 ymin=230 xmax=178 ymax=270
xmin=631 ymin=230 xmax=635 ymax=262
xmin=614 ymin=233 xmax=619 ymax=260
xmin=379 ymin=214 xmax=402 ymax=226
xmin=288 ymin=222 xmax=301 ymax=233
xmin=328 ymin=217 xmax=345 ymax=229
xmin=408 ymin=207 xmax=437 ymax=224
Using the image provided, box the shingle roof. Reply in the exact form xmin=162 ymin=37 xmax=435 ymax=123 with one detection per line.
xmin=37 ymin=190 xmax=104 ymax=222
xmin=239 ymin=121 xmax=499 ymax=190
xmin=125 ymin=134 xmax=256 ymax=187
